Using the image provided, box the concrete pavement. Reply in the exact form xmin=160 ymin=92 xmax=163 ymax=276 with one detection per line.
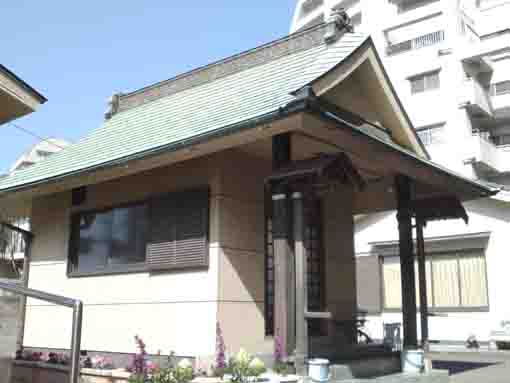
xmin=429 ymin=351 xmax=510 ymax=383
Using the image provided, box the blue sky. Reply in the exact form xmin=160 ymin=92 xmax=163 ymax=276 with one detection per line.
xmin=1 ymin=1 xmax=295 ymax=172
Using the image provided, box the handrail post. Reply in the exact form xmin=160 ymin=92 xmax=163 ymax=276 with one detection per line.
xmin=0 ymin=281 xmax=82 ymax=383
xmin=70 ymin=301 xmax=83 ymax=383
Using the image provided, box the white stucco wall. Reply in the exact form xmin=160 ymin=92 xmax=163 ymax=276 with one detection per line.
xmin=355 ymin=198 xmax=510 ymax=343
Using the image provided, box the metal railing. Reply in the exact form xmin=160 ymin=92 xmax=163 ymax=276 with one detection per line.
xmin=0 ymin=281 xmax=82 ymax=383
xmin=386 ymin=30 xmax=445 ymax=56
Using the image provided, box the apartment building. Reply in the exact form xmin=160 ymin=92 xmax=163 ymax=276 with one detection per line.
xmin=292 ymin=0 xmax=510 ymax=347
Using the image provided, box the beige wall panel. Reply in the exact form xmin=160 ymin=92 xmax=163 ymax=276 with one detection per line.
xmin=216 ymin=302 xmax=272 ymax=355
xmin=217 ymin=197 xmax=265 ymax=253
xmin=216 ymin=149 xmax=271 ymax=203
xmin=75 ymin=156 xmax=221 ymax=214
xmin=323 ymin=187 xmax=357 ymax=320
xmin=218 ymin=248 xmax=264 ymax=303
xmin=215 ymin=149 xmax=271 ymax=354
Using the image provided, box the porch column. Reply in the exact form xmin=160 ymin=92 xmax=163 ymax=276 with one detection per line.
xmin=272 ymin=133 xmax=295 ymax=355
xmin=416 ymin=218 xmax=429 ymax=352
xmin=293 ymin=192 xmax=308 ymax=375
xmin=395 ymin=175 xmax=418 ymax=348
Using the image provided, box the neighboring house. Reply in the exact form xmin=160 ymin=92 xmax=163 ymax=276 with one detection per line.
xmin=0 ymin=64 xmax=46 ymax=383
xmin=0 ymin=139 xmax=70 ymax=277
xmin=0 ymin=64 xmax=47 ymax=279
xmin=0 ymin=20 xmax=496 ymax=368
xmin=292 ymin=0 xmax=510 ymax=346
xmin=10 ymin=138 xmax=70 ymax=173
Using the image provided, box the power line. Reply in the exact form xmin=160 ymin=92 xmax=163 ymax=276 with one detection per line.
xmin=6 ymin=122 xmax=69 ymax=150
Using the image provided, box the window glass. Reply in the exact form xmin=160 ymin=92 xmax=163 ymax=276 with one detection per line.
xmin=410 ymin=77 xmax=425 ymax=94
xmin=382 ymin=252 xmax=488 ymax=311
xmin=383 ymin=258 xmax=402 ymax=309
xmin=397 ymin=0 xmax=440 ymax=13
xmin=410 ymin=71 xmax=440 ymax=94
xmin=110 ymin=205 xmax=148 ymax=265
xmin=72 ymin=203 xmax=148 ymax=272
xmin=459 ymin=254 xmax=488 ymax=307
xmin=417 ymin=124 xmax=444 ymax=146
xmin=425 ymin=72 xmax=440 ymax=90
xmin=432 ymin=256 xmax=460 ymax=307
xmin=76 ymin=211 xmax=112 ymax=272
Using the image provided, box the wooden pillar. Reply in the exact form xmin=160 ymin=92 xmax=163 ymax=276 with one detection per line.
xmin=293 ymin=192 xmax=308 ymax=375
xmin=272 ymin=133 xmax=295 ymax=355
xmin=395 ymin=175 xmax=418 ymax=349
xmin=416 ymin=218 xmax=429 ymax=352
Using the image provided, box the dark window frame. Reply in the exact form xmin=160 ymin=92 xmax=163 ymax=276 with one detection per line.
xmin=67 ymin=187 xmax=210 ymax=278
xmin=381 ymin=250 xmax=490 ymax=313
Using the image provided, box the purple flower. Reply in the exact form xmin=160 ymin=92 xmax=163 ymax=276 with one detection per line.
xmin=274 ymin=332 xmax=286 ymax=363
xmin=215 ymin=322 xmax=227 ymax=371
xmin=129 ymin=335 xmax=148 ymax=377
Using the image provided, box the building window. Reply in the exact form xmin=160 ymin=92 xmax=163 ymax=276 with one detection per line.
xmin=491 ymin=134 xmax=510 ymax=146
xmin=490 ymin=80 xmax=510 ymax=96
xmin=382 ymin=251 xmax=489 ymax=311
xmin=386 ymin=30 xmax=445 ymax=56
xmin=36 ymin=150 xmax=54 ymax=158
xmin=70 ymin=204 xmax=148 ymax=273
xmin=410 ymin=71 xmax=440 ymax=94
xmin=417 ymin=123 xmax=444 ymax=146
xmin=300 ymin=0 xmax=324 ymax=17
xmin=396 ymin=0 xmax=440 ymax=13
xmin=69 ymin=189 xmax=209 ymax=275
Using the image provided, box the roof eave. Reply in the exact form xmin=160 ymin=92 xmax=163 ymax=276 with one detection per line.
xmin=307 ymin=100 xmax=498 ymax=200
xmin=0 ymin=64 xmax=47 ymax=104
xmin=0 ymin=100 xmax=311 ymax=197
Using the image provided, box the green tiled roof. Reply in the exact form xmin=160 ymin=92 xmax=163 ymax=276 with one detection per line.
xmin=0 ymin=28 xmax=369 ymax=193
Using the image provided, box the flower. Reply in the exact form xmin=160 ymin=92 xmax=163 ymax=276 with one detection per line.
xmin=235 ymin=349 xmax=250 ymax=366
xmin=248 ymin=357 xmax=266 ymax=376
xmin=146 ymin=360 xmax=159 ymax=373
xmin=215 ymin=322 xmax=227 ymax=371
xmin=177 ymin=359 xmax=192 ymax=369
xmin=248 ymin=358 xmax=264 ymax=370
xmin=274 ymin=334 xmax=286 ymax=363
xmin=129 ymin=335 xmax=148 ymax=377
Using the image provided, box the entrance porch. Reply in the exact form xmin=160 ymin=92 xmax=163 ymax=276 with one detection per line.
xmin=235 ymin=94 xmax=496 ymax=378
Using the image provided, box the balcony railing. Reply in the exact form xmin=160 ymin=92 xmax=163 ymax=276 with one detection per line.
xmin=386 ymin=30 xmax=445 ymax=56
xmin=460 ymin=78 xmax=494 ymax=118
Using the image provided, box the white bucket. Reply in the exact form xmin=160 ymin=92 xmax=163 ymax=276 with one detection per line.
xmin=401 ymin=349 xmax=424 ymax=373
xmin=307 ymin=358 xmax=330 ymax=382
